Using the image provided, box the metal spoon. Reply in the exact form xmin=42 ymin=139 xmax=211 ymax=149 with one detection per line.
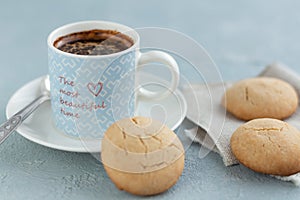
xmin=0 ymin=76 xmax=51 ymax=144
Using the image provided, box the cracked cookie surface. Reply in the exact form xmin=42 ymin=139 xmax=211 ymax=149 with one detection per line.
xmin=101 ymin=116 xmax=185 ymax=196
xmin=230 ymin=118 xmax=300 ymax=176
xmin=222 ymin=77 xmax=298 ymax=120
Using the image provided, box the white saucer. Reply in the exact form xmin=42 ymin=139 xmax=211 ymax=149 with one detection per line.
xmin=6 ymin=76 xmax=187 ymax=152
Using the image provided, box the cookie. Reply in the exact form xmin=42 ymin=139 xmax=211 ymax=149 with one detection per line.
xmin=230 ymin=118 xmax=300 ymax=176
xmin=101 ymin=116 xmax=185 ymax=196
xmin=222 ymin=77 xmax=298 ymax=120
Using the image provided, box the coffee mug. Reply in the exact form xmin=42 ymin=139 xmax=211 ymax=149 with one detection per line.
xmin=48 ymin=21 xmax=180 ymax=138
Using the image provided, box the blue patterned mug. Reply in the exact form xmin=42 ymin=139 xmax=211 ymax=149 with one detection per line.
xmin=48 ymin=21 xmax=179 ymax=139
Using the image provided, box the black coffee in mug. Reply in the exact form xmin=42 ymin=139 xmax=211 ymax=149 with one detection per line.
xmin=53 ymin=29 xmax=134 ymax=55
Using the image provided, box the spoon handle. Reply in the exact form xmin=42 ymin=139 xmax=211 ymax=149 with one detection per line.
xmin=0 ymin=95 xmax=50 ymax=144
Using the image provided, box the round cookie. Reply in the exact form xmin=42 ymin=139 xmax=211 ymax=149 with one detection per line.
xmin=230 ymin=118 xmax=300 ymax=176
xmin=101 ymin=116 xmax=185 ymax=196
xmin=222 ymin=77 xmax=298 ymax=120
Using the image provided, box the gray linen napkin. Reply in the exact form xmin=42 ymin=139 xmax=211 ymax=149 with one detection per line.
xmin=183 ymin=63 xmax=300 ymax=185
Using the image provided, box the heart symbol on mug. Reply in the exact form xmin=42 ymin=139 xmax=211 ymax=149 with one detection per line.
xmin=87 ymin=82 xmax=103 ymax=97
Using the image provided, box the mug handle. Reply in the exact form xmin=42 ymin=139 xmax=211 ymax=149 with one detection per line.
xmin=137 ymin=50 xmax=180 ymax=99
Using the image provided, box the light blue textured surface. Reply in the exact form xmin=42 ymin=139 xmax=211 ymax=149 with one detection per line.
xmin=1 ymin=0 xmax=300 ymax=199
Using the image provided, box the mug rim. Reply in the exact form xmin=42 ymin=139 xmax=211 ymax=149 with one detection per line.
xmin=47 ymin=20 xmax=140 ymax=58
